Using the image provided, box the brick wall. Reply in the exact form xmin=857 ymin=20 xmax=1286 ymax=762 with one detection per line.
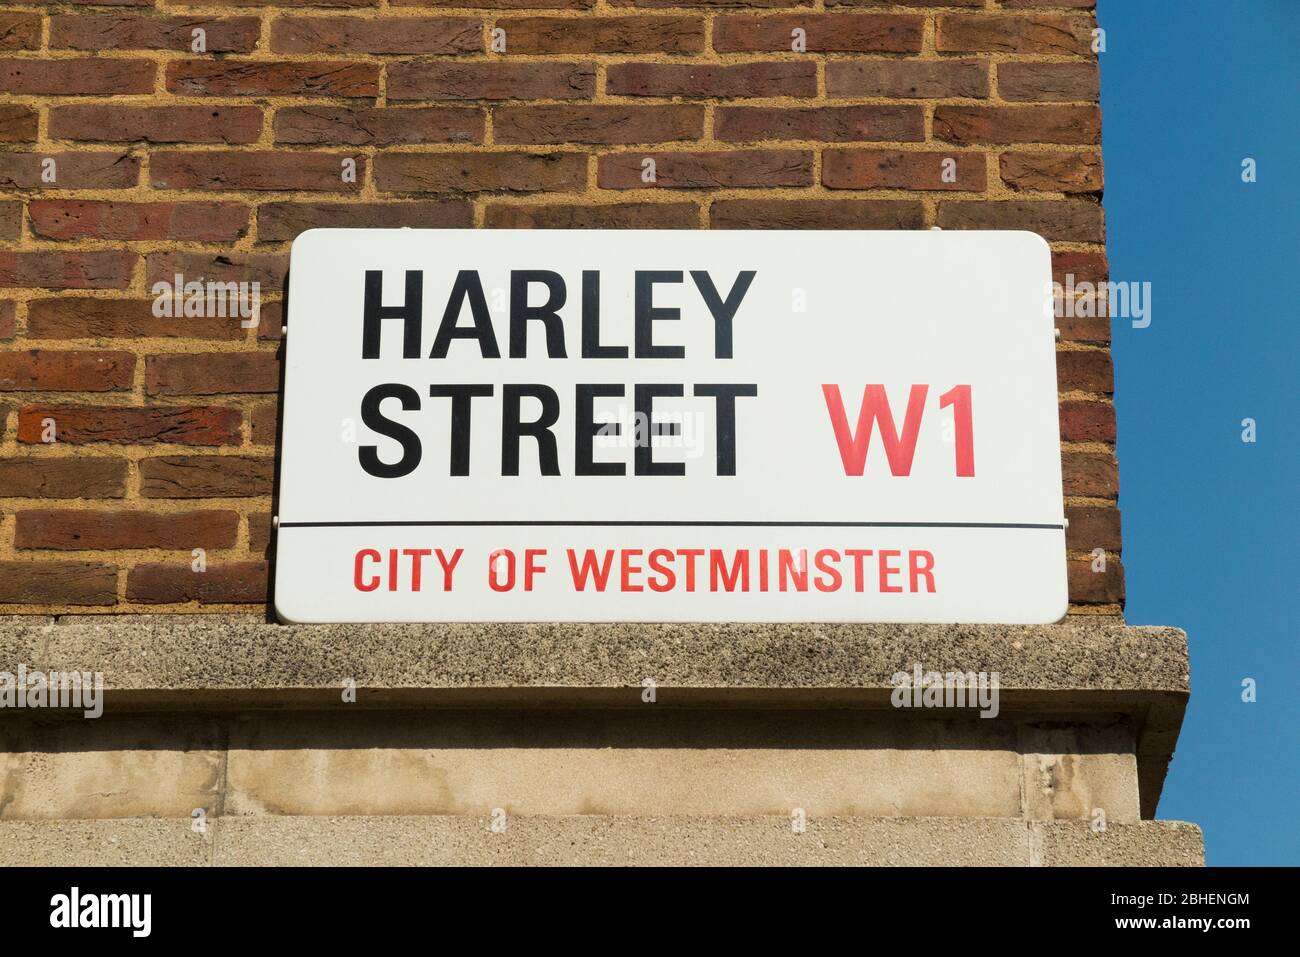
xmin=0 ymin=0 xmax=1121 ymax=615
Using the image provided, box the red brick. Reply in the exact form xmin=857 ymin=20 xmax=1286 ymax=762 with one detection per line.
xmin=0 ymin=561 xmax=118 ymax=605
xmin=272 ymin=16 xmax=480 ymax=53
xmin=823 ymin=150 xmax=985 ymax=191
xmin=0 ymin=104 xmax=37 ymax=142
xmin=494 ymin=105 xmax=704 ymax=145
xmin=937 ymin=13 xmax=1094 ymax=54
xmin=1061 ymin=451 xmax=1118 ymax=500
xmin=248 ymin=511 xmax=273 ymax=554
xmin=15 ymin=508 xmax=240 ymax=550
xmin=715 ymin=105 xmax=922 ymax=143
xmin=934 ymin=105 xmax=1101 ymax=145
xmin=50 ymin=15 xmax=261 ymax=52
xmin=608 ymin=61 xmax=816 ymax=99
xmin=826 ymin=59 xmax=988 ymax=99
xmin=257 ymin=301 xmax=283 ymax=341
xmin=1000 ymin=150 xmax=1103 ymax=193
xmin=0 ymin=13 xmax=40 ymax=50
xmin=48 ymin=105 xmax=264 ymax=144
xmin=0 ymin=153 xmax=141 ymax=189
xmin=388 ymin=62 xmax=594 ymax=101
xmin=0 ymin=300 xmax=14 ymax=340
xmin=1052 ymin=249 xmax=1107 ymax=286
xmin=126 ymin=561 xmax=269 ymax=604
xmin=139 ymin=455 xmax=274 ymax=498
xmin=711 ymin=199 xmax=923 ymax=229
xmin=485 ymin=201 xmax=699 ymax=229
xmin=16 ymin=405 xmax=243 ymax=446
xmin=375 ymin=152 xmax=586 ymax=193
xmin=1067 ymin=556 xmax=1123 ymax=604
xmin=0 ymin=456 xmax=128 ymax=497
xmin=936 ymin=199 xmax=1103 ymax=242
xmin=1056 ymin=348 xmax=1112 ymax=393
xmin=497 ymin=16 xmax=704 ymax=53
xmin=0 ymin=58 xmax=154 ymax=95
xmin=258 ymin=201 xmax=474 ymax=242
xmin=29 ymin=201 xmax=249 ymax=242
xmin=151 ymin=152 xmax=364 ymax=192
xmin=166 ymin=60 xmax=378 ymax=97
xmin=26 ymin=298 xmax=246 ymax=341
xmin=713 ymin=14 xmax=922 ymax=53
xmin=598 ymin=150 xmax=811 ymax=189
xmin=1065 ymin=504 xmax=1120 ymax=550
xmin=0 ymin=200 xmax=17 ymax=240
xmin=0 ymin=350 xmax=135 ymax=392
xmin=395 ymin=0 xmax=588 ymax=6
xmin=0 ymin=252 xmax=137 ymax=290
xmin=998 ymin=62 xmax=1098 ymax=102
xmin=145 ymin=251 xmax=287 ymax=291
xmin=146 ymin=352 xmax=280 ymax=396
xmin=274 ymin=106 xmax=484 ymax=146
xmin=1059 ymin=399 xmax=1115 ymax=443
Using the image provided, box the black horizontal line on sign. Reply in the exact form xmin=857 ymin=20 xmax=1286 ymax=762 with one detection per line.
xmin=278 ymin=521 xmax=1065 ymax=530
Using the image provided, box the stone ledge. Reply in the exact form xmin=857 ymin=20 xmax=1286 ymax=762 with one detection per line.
xmin=0 ymin=815 xmax=1204 ymax=867
xmin=0 ymin=614 xmax=1189 ymax=817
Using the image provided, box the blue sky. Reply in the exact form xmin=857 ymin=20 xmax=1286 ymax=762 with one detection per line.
xmin=1098 ymin=0 xmax=1299 ymax=865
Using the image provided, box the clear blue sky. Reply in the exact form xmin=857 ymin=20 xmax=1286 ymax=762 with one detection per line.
xmin=1099 ymin=0 xmax=1299 ymax=865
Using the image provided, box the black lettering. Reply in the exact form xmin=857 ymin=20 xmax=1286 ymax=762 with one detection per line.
xmin=502 ymin=384 xmax=560 ymax=476
xmin=429 ymin=384 xmax=494 ymax=476
xmin=431 ymin=270 xmax=501 ymax=359
xmin=359 ymin=383 xmax=423 ymax=478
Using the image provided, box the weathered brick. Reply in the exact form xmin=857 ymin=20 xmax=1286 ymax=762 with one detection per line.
xmin=258 ymin=201 xmax=473 ymax=242
xmin=139 ymin=455 xmax=274 ymax=498
xmin=598 ymin=150 xmax=812 ymax=189
xmin=0 ymin=561 xmax=118 ymax=605
xmin=48 ymin=105 xmax=263 ymax=144
xmin=145 ymin=251 xmax=287 ymax=291
xmin=0 ymin=200 xmax=17 ymax=240
xmin=715 ymin=105 xmax=923 ymax=143
xmin=937 ymin=13 xmax=1094 ymax=54
xmin=394 ymin=0 xmax=589 ymax=6
xmin=1065 ymin=504 xmax=1121 ymax=550
xmin=1061 ymin=451 xmax=1118 ymax=500
xmin=151 ymin=152 xmax=364 ymax=192
xmin=167 ymin=60 xmax=378 ymax=97
xmin=0 ymin=12 xmax=40 ymax=50
xmin=250 ymin=401 xmax=278 ymax=445
xmin=936 ymin=199 xmax=1104 ymax=242
xmin=0 ymin=153 xmax=140 ymax=190
xmin=494 ymin=105 xmax=704 ymax=145
xmin=485 ymin=201 xmax=699 ymax=229
xmin=713 ymin=14 xmax=922 ymax=53
xmin=375 ymin=152 xmax=586 ymax=193
xmin=388 ymin=62 xmax=594 ymax=101
xmin=0 ymin=252 xmax=137 ymax=290
xmin=50 ymin=15 xmax=261 ymax=52
xmin=29 ymin=201 xmax=250 ymax=242
xmin=934 ymin=105 xmax=1101 ymax=145
xmin=823 ymin=150 xmax=986 ymax=191
xmin=0 ymin=300 xmax=14 ymax=340
xmin=998 ymin=62 xmax=1098 ymax=102
xmin=1000 ymin=150 xmax=1103 ymax=193
xmin=0 ymin=456 xmax=128 ymax=498
xmin=711 ymin=199 xmax=924 ymax=229
xmin=248 ymin=511 xmax=273 ymax=554
xmin=26 ymin=298 xmax=245 ymax=341
xmin=1056 ymin=348 xmax=1112 ymax=393
xmin=126 ymin=561 xmax=269 ymax=604
xmin=0 ymin=58 xmax=154 ymax=95
xmin=15 ymin=508 xmax=240 ymax=550
xmin=607 ymin=61 xmax=816 ymax=98
xmin=1052 ymin=249 xmax=1107 ymax=285
xmin=826 ymin=59 xmax=988 ymax=99
xmin=497 ymin=16 xmax=703 ymax=53
xmin=274 ymin=106 xmax=484 ymax=146
xmin=0 ymin=104 xmax=37 ymax=142
xmin=16 ymin=405 xmax=243 ymax=446
xmin=1067 ymin=556 xmax=1123 ymax=604
xmin=1059 ymin=399 xmax=1115 ymax=443
xmin=146 ymin=352 xmax=281 ymax=396
xmin=0 ymin=350 xmax=135 ymax=392
xmin=271 ymin=16 xmax=481 ymax=54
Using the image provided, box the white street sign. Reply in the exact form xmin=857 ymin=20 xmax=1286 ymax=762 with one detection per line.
xmin=275 ymin=228 xmax=1066 ymax=624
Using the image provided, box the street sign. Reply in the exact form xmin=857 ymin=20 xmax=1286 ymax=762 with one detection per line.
xmin=275 ymin=228 xmax=1066 ymax=624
